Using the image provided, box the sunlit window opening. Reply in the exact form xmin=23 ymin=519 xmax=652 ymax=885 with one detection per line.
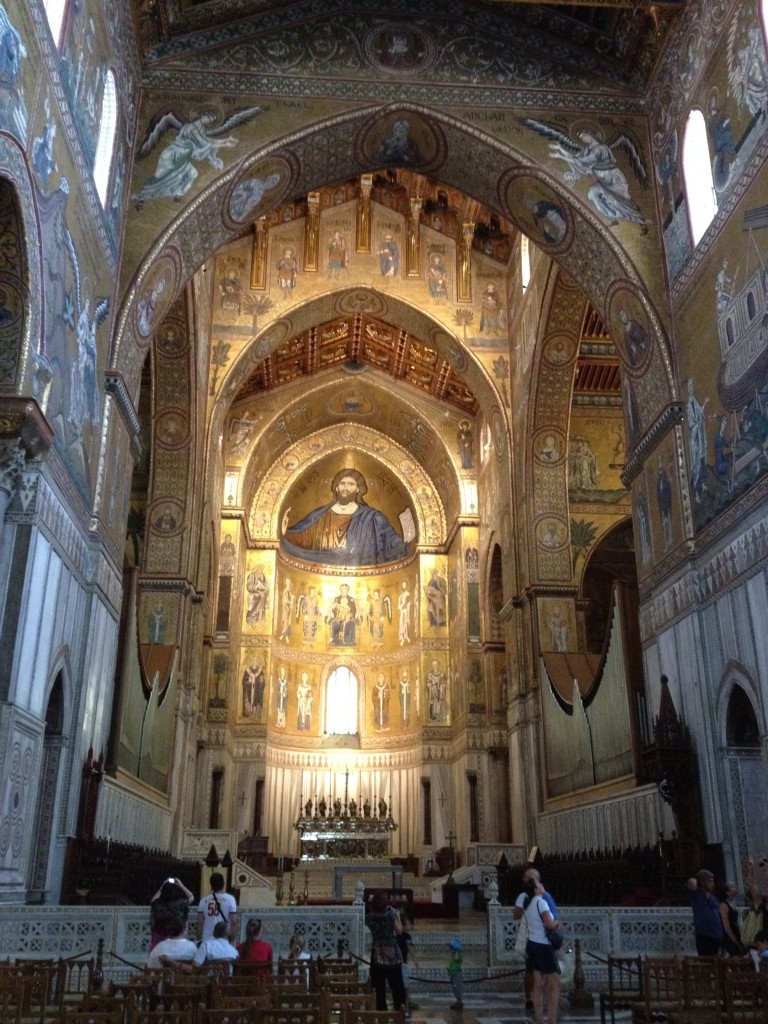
xmin=42 ymin=0 xmax=67 ymax=47
xmin=521 ymin=234 xmax=531 ymax=290
xmin=682 ymin=108 xmax=717 ymax=246
xmin=325 ymin=666 xmax=358 ymax=735
xmin=93 ymin=69 xmax=118 ymax=207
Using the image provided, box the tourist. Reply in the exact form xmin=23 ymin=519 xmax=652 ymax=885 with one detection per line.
xmin=513 ymin=866 xmax=560 ymax=1015
xmin=446 ymin=938 xmax=464 ymax=1010
xmin=719 ymin=880 xmax=744 ymax=955
xmin=197 ymin=872 xmax=238 ymax=943
xmin=145 ymin=919 xmax=197 ymax=970
xmin=288 ymin=932 xmax=312 ymax=961
xmin=194 ymin=920 xmax=239 ymax=969
xmin=687 ymin=869 xmax=724 ymax=955
xmin=238 ymin=917 xmax=272 ymax=977
xmin=518 ymin=873 xmax=562 ymax=1024
xmin=365 ymin=892 xmax=406 ymax=1011
xmin=149 ymin=876 xmax=195 ymax=949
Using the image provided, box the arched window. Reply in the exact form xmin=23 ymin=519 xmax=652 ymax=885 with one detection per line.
xmin=725 ymin=685 xmax=760 ymax=747
xmin=43 ymin=0 xmax=67 ymax=48
xmin=93 ymin=69 xmax=118 ymax=207
xmin=325 ymin=666 xmax=358 ymax=735
xmin=520 ymin=235 xmax=531 ymax=291
xmin=682 ymin=108 xmax=717 ymax=246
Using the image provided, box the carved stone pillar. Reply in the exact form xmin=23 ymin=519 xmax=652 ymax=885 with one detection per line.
xmin=357 ymin=175 xmax=372 ymax=253
xmin=406 ymin=197 xmax=423 ymax=277
xmin=0 ymin=397 xmax=53 ymax=522
xmin=0 ymin=439 xmax=25 ymax=522
xmin=304 ymin=192 xmax=320 ymax=272
xmin=457 ymin=222 xmax=474 ymax=302
xmin=251 ymin=217 xmax=268 ymax=289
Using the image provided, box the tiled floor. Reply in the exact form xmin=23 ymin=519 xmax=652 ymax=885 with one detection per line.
xmin=403 ymin=991 xmax=616 ymax=1024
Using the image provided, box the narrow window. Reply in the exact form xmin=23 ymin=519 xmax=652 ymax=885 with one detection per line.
xmin=210 ymin=769 xmax=224 ymax=829
xmin=422 ymin=778 xmax=432 ymax=846
xmin=468 ymin=773 xmax=479 ymax=842
xmin=253 ymin=779 xmax=265 ymax=835
xmin=93 ymin=69 xmax=118 ymax=207
xmin=682 ymin=109 xmax=717 ymax=246
xmin=520 ymin=235 xmax=531 ymax=290
xmin=43 ymin=0 xmax=67 ymax=47
xmin=325 ymin=666 xmax=358 ymax=735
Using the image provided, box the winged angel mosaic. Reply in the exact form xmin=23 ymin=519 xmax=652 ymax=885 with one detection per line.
xmin=133 ymin=107 xmax=265 ymax=205
xmin=521 ymin=119 xmax=650 ymax=233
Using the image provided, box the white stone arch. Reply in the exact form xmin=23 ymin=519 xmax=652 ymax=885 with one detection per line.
xmin=716 ymin=660 xmax=768 ymax=883
xmin=716 ymin=660 xmax=764 ymax=749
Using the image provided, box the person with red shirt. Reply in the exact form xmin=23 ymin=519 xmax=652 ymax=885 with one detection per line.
xmin=237 ymin=917 xmax=273 ymax=978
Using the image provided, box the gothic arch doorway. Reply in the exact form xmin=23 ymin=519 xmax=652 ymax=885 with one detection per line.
xmin=28 ymin=672 xmax=67 ymax=903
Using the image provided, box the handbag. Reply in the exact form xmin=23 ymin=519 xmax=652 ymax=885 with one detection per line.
xmin=372 ymin=939 xmax=403 ymax=967
xmin=538 ymin=902 xmax=565 ymax=951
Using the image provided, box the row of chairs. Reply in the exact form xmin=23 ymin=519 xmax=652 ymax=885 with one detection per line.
xmin=64 ymin=1008 xmax=406 ymax=1024
xmin=0 ymin=953 xmax=406 ymax=1024
xmin=599 ymin=953 xmax=768 ymax=1024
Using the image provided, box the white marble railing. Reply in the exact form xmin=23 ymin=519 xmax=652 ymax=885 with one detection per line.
xmin=0 ymin=904 xmax=695 ymax=977
xmin=488 ymin=905 xmax=696 ymax=964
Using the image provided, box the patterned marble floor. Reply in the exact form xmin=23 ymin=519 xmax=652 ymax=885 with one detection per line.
xmin=404 ymin=991 xmax=623 ymax=1024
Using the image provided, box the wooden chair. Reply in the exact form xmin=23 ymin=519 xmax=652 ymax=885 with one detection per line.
xmin=207 ymin=979 xmax=270 ymax=1013
xmin=339 ymin=1009 xmax=406 ymax=1024
xmin=321 ymin=989 xmax=374 ymax=1024
xmin=272 ymin=970 xmax=317 ymax=995
xmin=259 ymin=1008 xmax=323 ymax=1024
xmin=631 ymin=957 xmax=682 ymax=1024
xmin=58 ymin=1007 xmax=124 ymax=1024
xmin=722 ymin=972 xmax=766 ymax=1024
xmin=197 ymin=960 xmax=237 ymax=980
xmin=158 ymin=976 xmax=209 ymax=1012
xmin=0 ymin=965 xmax=57 ymax=1024
xmin=47 ymin=956 xmax=97 ymax=1017
xmin=195 ymin=1008 xmax=260 ymax=1024
xmin=275 ymin=961 xmax=316 ymax=991
xmin=232 ymin=963 xmax=273 ymax=979
xmin=598 ymin=954 xmax=643 ymax=1024
xmin=269 ymin=990 xmax=320 ymax=1013
xmin=675 ymin=957 xmax=721 ymax=1024
xmin=316 ymin=960 xmax=358 ymax=981
xmin=125 ymin=1001 xmax=198 ymax=1024
xmin=105 ymin=976 xmax=162 ymax=1012
xmin=318 ymin=980 xmax=372 ymax=998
